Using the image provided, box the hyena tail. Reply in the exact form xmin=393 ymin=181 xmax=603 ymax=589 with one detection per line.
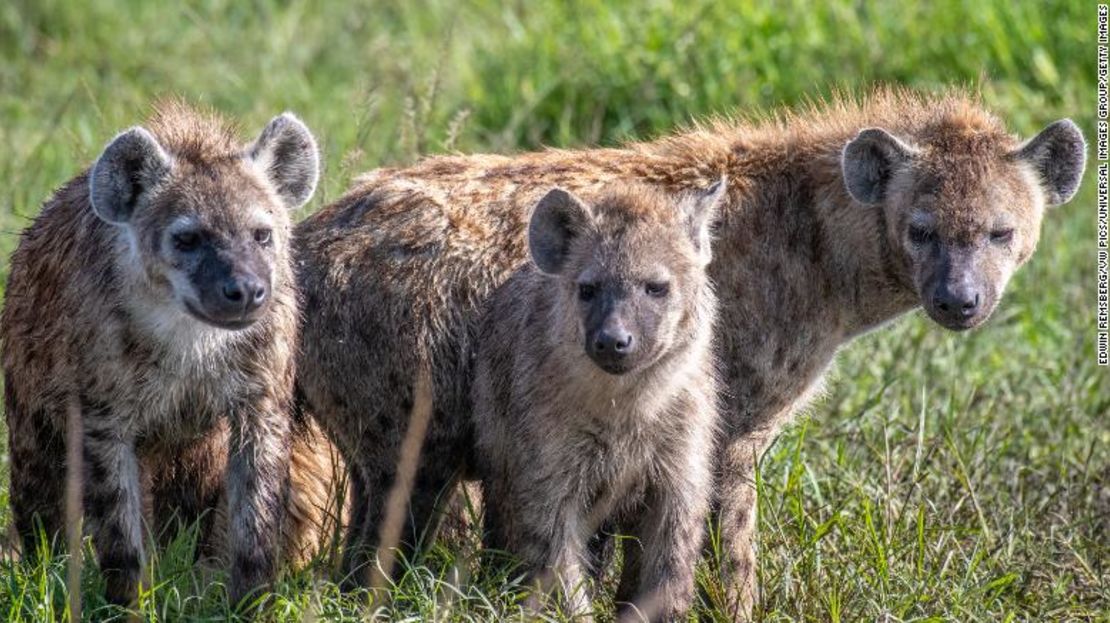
xmin=282 ymin=388 xmax=350 ymax=566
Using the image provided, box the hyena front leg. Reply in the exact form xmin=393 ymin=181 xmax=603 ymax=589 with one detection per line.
xmin=511 ymin=496 xmax=593 ymax=620
xmin=82 ymin=410 xmax=146 ymax=606
xmin=438 ymin=480 xmax=482 ymax=551
xmin=338 ymin=462 xmax=373 ymax=589
xmin=402 ymin=456 xmax=465 ymax=552
xmin=6 ymin=387 xmax=66 ymax=556
xmin=712 ymin=437 xmax=763 ymax=622
xmin=527 ymin=527 xmax=593 ymax=620
xmin=616 ymin=452 xmax=711 ymax=622
xmin=226 ymin=397 xmax=292 ymax=605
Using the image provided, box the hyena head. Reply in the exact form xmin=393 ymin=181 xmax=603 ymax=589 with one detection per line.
xmin=842 ymin=118 xmax=1086 ymax=331
xmin=527 ymin=181 xmax=725 ymax=375
xmin=88 ymin=103 xmax=319 ymax=330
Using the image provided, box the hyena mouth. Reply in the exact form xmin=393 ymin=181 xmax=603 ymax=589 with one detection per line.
xmin=184 ymin=300 xmax=261 ymax=331
xmin=590 ymin=357 xmax=639 ymax=376
xmin=923 ymin=305 xmax=989 ymax=332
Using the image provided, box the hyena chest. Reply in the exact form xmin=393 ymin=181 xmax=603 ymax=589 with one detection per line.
xmin=560 ymin=407 xmax=670 ymax=507
xmin=127 ymin=359 xmax=239 ymax=439
xmin=90 ymin=328 xmax=246 ymax=442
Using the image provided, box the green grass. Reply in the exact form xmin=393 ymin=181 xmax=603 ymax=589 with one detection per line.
xmin=0 ymin=0 xmax=1105 ymax=620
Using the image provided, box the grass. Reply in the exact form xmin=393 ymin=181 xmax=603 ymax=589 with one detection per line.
xmin=0 ymin=0 xmax=1106 ymax=620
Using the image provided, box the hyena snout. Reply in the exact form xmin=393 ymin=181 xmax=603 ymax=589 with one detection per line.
xmin=931 ymin=280 xmax=980 ymax=320
xmin=190 ymin=252 xmax=274 ymax=329
xmin=908 ymin=232 xmax=1014 ymax=331
xmin=219 ymin=271 xmax=268 ymax=314
xmin=586 ymin=313 xmax=639 ymax=374
xmin=922 ymin=262 xmax=995 ymax=331
xmin=926 ymin=280 xmax=991 ymax=331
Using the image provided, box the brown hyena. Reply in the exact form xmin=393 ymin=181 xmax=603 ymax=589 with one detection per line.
xmin=293 ymin=89 xmax=1086 ymax=616
xmin=0 ymin=101 xmax=321 ymax=605
xmin=474 ymin=183 xmax=723 ymax=621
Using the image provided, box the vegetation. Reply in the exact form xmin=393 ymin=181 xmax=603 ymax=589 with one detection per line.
xmin=0 ymin=0 xmax=1103 ymax=620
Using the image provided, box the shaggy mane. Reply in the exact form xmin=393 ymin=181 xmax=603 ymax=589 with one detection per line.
xmin=636 ymin=85 xmax=1015 ymax=164
xmin=145 ymin=97 xmax=243 ymax=163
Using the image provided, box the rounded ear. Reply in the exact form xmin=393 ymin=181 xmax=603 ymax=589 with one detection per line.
xmin=528 ymin=188 xmax=592 ymax=275
xmin=682 ymin=176 xmax=727 ymax=263
xmin=88 ymin=127 xmax=172 ymax=224
xmin=247 ymin=112 xmax=320 ymax=210
xmin=1010 ymin=119 xmax=1087 ymax=206
xmin=841 ymin=127 xmax=917 ymax=205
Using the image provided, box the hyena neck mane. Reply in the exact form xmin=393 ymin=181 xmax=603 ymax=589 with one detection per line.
xmin=648 ymin=89 xmax=1013 ymax=340
xmin=142 ymin=97 xmax=243 ymax=164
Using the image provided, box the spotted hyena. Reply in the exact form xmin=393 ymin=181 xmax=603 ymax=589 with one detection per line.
xmin=1 ymin=100 xmax=322 ymax=605
xmin=293 ymin=89 xmax=1086 ymax=617
xmin=473 ymin=183 xmax=722 ymax=620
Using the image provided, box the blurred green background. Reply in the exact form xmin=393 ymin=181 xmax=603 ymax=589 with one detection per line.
xmin=0 ymin=1 xmax=1104 ymax=620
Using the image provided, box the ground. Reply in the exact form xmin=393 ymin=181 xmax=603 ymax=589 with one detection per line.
xmin=0 ymin=1 xmax=1105 ymax=620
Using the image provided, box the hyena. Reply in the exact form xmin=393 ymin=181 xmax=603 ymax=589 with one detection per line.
xmin=294 ymin=89 xmax=1086 ymax=616
xmin=474 ymin=183 xmax=723 ymax=621
xmin=0 ymin=101 xmax=321 ymax=605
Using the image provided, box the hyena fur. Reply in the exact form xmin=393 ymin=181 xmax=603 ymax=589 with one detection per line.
xmin=293 ymin=89 xmax=1086 ymax=618
xmin=0 ymin=101 xmax=321 ymax=605
xmin=474 ymin=183 xmax=723 ymax=621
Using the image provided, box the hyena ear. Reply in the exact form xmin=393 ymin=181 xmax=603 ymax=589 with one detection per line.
xmin=682 ymin=177 xmax=727 ymax=264
xmin=1010 ymin=119 xmax=1087 ymax=206
xmin=247 ymin=112 xmax=320 ymax=210
xmin=528 ymin=187 xmax=592 ymax=275
xmin=89 ymin=127 xmax=173 ymax=225
xmin=841 ymin=127 xmax=917 ymax=205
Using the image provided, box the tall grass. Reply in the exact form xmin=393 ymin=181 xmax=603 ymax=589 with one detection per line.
xmin=0 ymin=0 xmax=1104 ymax=620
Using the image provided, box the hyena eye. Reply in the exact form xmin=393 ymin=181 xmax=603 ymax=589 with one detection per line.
xmin=989 ymin=228 xmax=1014 ymax=245
xmin=645 ymin=282 xmax=670 ymax=298
xmin=907 ymin=225 xmax=935 ymax=246
xmin=578 ymin=284 xmax=597 ymax=302
xmin=254 ymin=228 xmax=273 ymax=245
xmin=172 ymin=231 xmax=202 ymax=252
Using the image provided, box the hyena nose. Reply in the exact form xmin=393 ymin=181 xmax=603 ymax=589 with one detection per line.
xmin=934 ymin=284 xmax=980 ymax=318
xmin=222 ymin=276 xmax=268 ymax=313
xmin=593 ymin=328 xmax=635 ymax=356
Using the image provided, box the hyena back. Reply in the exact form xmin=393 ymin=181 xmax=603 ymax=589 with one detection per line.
xmin=474 ymin=183 xmax=722 ymax=621
xmin=294 ymin=89 xmax=1086 ymax=616
xmin=0 ymin=100 xmax=321 ymax=605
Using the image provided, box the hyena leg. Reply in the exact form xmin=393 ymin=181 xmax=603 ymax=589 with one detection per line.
xmin=613 ymin=528 xmax=641 ymax=606
xmin=505 ymin=490 xmax=593 ymax=619
xmin=616 ymin=460 xmax=710 ymax=622
xmin=149 ymin=423 xmax=228 ymax=557
xmin=6 ymin=390 xmax=65 ymax=556
xmin=586 ymin=520 xmax=620 ymax=580
xmin=438 ymin=481 xmax=482 ymax=552
xmin=226 ymin=400 xmax=292 ymax=605
xmin=339 ymin=385 xmax=443 ymax=588
xmin=338 ymin=463 xmax=373 ymax=588
xmin=402 ymin=458 xmax=464 ymax=552
xmin=350 ymin=456 xmax=462 ymax=587
xmin=82 ymin=417 xmax=146 ymax=606
xmin=531 ymin=517 xmax=593 ymax=619
xmin=713 ymin=437 xmax=762 ymax=622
